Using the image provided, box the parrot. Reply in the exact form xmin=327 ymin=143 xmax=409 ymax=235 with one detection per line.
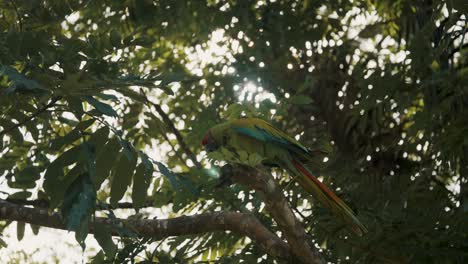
xmin=201 ymin=117 xmax=367 ymax=236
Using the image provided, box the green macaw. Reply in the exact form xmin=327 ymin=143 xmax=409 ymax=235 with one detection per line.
xmin=202 ymin=117 xmax=367 ymax=236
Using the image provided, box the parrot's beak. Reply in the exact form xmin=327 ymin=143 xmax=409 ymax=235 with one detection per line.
xmin=204 ymin=142 xmax=219 ymax=152
xmin=202 ymin=130 xmax=219 ymax=152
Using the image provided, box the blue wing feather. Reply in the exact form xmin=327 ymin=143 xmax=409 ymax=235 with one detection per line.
xmin=233 ymin=126 xmax=308 ymax=155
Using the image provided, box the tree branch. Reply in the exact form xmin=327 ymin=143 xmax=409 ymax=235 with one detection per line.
xmin=223 ymin=165 xmax=325 ymax=264
xmin=0 ymin=96 xmax=61 ymax=137
xmin=0 ymin=199 xmax=292 ymax=261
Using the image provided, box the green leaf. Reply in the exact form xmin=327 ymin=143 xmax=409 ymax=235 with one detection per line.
xmin=43 ymin=145 xmax=85 ymax=208
xmin=88 ymin=126 xmax=110 ymax=154
xmin=116 ymin=88 xmax=146 ymax=102
xmin=96 ymin=93 xmax=118 ymax=101
xmin=66 ymin=96 xmax=84 ymax=119
xmin=94 ymin=223 xmax=117 ymax=259
xmin=0 ymin=237 xmax=7 ymax=248
xmin=49 ymin=118 xmax=94 ymax=151
xmin=84 ymin=96 xmax=118 ymax=117
xmin=0 ymin=119 xmax=23 ymax=143
xmin=61 ymin=173 xmax=96 ymax=248
xmin=288 ymin=95 xmax=314 ymax=105
xmin=131 ymin=163 xmax=147 ymax=207
xmin=156 ymin=162 xmax=180 ymax=190
xmin=50 ymin=130 xmax=81 ymax=151
xmin=207 ymin=149 xmax=226 ymax=162
xmin=223 ymin=103 xmax=257 ymax=120
xmin=359 ymin=23 xmax=383 ymax=38
xmin=110 ymin=153 xmax=137 ymax=206
xmin=90 ymin=251 xmax=106 ymax=264
xmin=82 ymin=142 xmax=97 ymax=181
xmin=94 ymin=138 xmax=122 ymax=188
xmin=117 ymin=138 xmax=134 ymax=161
xmin=16 ymin=166 xmax=40 ymax=184
xmin=131 ymin=162 xmax=153 ymax=208
xmin=30 ymin=224 xmax=40 ymax=235
xmin=43 ymin=163 xmax=64 ymax=206
xmin=109 ymin=29 xmax=122 ymax=48
xmin=0 ymin=65 xmax=46 ymax=94
xmin=17 ymin=221 xmax=25 ymax=241
xmin=55 ymin=145 xmax=82 ymax=166
xmin=8 ymin=191 xmax=32 ymax=200
xmin=75 ymin=119 xmax=95 ymax=131
xmin=132 ymin=36 xmax=153 ymax=47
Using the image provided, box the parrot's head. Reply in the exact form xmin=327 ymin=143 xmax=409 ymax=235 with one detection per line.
xmin=201 ymin=124 xmax=227 ymax=152
xmin=201 ymin=129 xmax=219 ymax=152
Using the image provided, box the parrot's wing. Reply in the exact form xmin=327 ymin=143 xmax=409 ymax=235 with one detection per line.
xmin=232 ymin=118 xmax=309 ymax=155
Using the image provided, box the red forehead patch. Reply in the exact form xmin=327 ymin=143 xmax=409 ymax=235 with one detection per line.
xmin=201 ymin=131 xmax=210 ymax=146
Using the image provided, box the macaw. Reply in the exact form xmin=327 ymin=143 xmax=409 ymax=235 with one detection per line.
xmin=201 ymin=117 xmax=367 ymax=236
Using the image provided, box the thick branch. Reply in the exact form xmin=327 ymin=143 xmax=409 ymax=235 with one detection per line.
xmin=0 ymin=200 xmax=291 ymax=261
xmin=0 ymin=96 xmax=61 ymax=137
xmin=224 ymin=165 xmax=325 ymax=264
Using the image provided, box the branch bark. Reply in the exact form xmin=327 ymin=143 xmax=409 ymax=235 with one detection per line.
xmin=0 ymin=199 xmax=291 ymax=261
xmin=223 ymin=165 xmax=325 ymax=264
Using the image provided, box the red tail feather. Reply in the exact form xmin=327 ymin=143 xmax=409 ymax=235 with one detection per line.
xmin=292 ymin=160 xmax=342 ymax=204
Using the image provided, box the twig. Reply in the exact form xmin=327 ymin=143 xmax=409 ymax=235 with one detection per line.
xmin=160 ymin=129 xmax=188 ymax=168
xmin=0 ymin=96 xmax=61 ymax=137
xmin=141 ymin=90 xmax=202 ymax=169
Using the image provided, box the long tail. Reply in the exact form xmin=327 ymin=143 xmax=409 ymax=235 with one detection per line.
xmin=291 ymin=160 xmax=367 ymax=236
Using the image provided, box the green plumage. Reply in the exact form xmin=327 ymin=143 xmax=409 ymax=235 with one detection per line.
xmin=202 ymin=117 xmax=367 ymax=236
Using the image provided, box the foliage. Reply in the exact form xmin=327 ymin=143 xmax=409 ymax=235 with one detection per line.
xmin=0 ymin=0 xmax=467 ymax=263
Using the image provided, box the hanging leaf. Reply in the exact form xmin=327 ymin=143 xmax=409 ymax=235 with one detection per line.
xmin=49 ymin=118 xmax=94 ymax=151
xmin=94 ymin=138 xmax=122 ymax=188
xmin=109 ymin=29 xmax=122 ymax=48
xmin=16 ymin=221 xmax=25 ymax=241
xmin=94 ymin=223 xmax=118 ymax=259
xmin=30 ymin=224 xmax=40 ymax=235
xmin=82 ymin=142 xmax=97 ymax=180
xmin=61 ymin=173 xmax=96 ymax=248
xmin=131 ymin=162 xmax=153 ymax=208
xmin=156 ymin=162 xmax=180 ymax=190
xmin=84 ymin=96 xmax=118 ymax=117
xmin=109 ymin=152 xmax=137 ymax=206
xmin=66 ymin=96 xmax=84 ymax=119
xmin=88 ymin=126 xmax=110 ymax=154
xmin=131 ymin=163 xmax=148 ymax=208
xmin=43 ymin=162 xmax=65 ymax=208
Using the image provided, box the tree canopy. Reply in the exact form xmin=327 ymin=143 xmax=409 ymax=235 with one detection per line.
xmin=0 ymin=0 xmax=467 ymax=263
